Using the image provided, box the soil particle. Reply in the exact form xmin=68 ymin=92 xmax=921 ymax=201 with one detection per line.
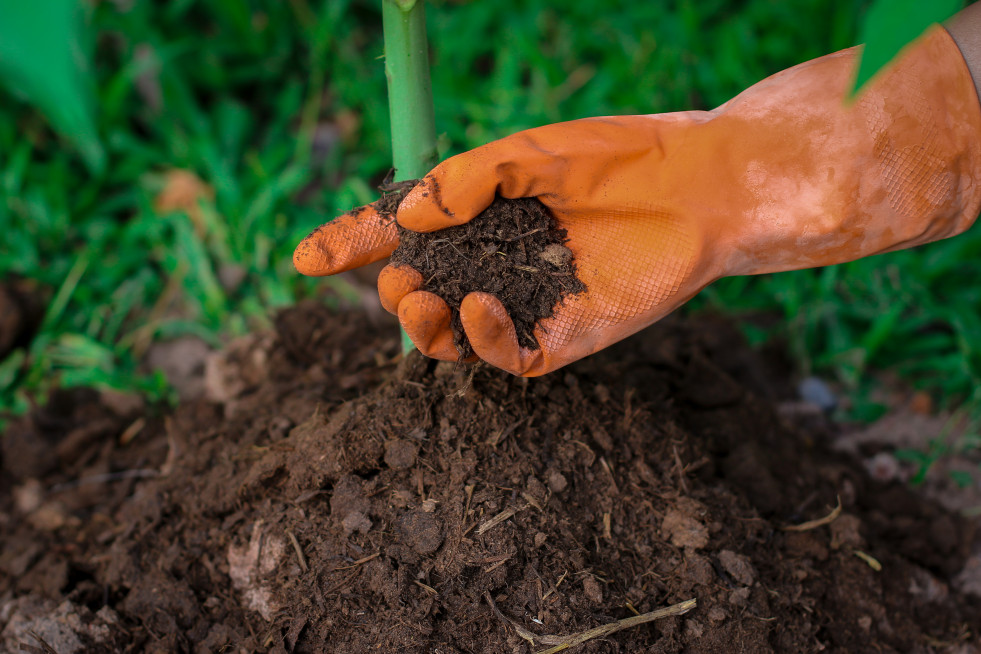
xmin=829 ymin=513 xmax=864 ymax=549
xmin=782 ymin=531 xmax=830 ymax=561
xmin=3 ymin=301 xmax=981 ymax=652
xmin=540 ymin=243 xmax=574 ymax=268
xmin=707 ymin=606 xmax=728 ymax=624
xmin=547 ymin=469 xmax=568 ymax=493
xmin=398 ymin=510 xmax=444 ymax=556
xmin=203 ymin=334 xmax=270 ymax=405
xmin=662 ymin=507 xmax=710 ymax=550
xmin=341 ymin=511 xmax=372 ymax=536
xmin=145 ymin=335 xmax=213 ymax=401
xmin=582 ymin=576 xmax=604 ymax=604
xmin=728 ymin=587 xmax=752 ymax=607
xmin=384 ymin=438 xmax=418 ymax=469
xmin=0 ymin=597 xmax=125 ymax=654
xmin=227 ymin=526 xmax=286 ymax=622
xmin=717 ymin=550 xmax=756 ymax=586
xmin=955 ymin=555 xmax=981 ymax=597
xmin=330 ymin=475 xmax=372 ymax=536
xmin=384 ymin=180 xmax=585 ymax=357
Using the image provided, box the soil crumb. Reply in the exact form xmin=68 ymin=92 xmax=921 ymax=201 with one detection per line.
xmin=383 ymin=179 xmax=585 ymax=358
xmin=2 ymin=302 xmax=981 ymax=653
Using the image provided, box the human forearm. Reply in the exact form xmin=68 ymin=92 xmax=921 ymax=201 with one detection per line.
xmin=946 ymin=1 xmax=981 ymax=97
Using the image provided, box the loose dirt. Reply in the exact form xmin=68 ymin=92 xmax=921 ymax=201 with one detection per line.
xmin=1 ymin=301 xmax=979 ymax=653
xmin=0 ymin=280 xmax=44 ymax=362
xmin=386 ymin=180 xmax=585 ymax=358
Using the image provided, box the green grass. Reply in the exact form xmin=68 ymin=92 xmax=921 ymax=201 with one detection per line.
xmin=3 ymin=0 xmax=979 ymax=428
xmin=698 ymin=238 xmax=981 ymax=421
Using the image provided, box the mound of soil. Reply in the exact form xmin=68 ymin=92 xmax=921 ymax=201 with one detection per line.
xmin=2 ymin=301 xmax=980 ymax=653
xmin=385 ymin=181 xmax=585 ymax=357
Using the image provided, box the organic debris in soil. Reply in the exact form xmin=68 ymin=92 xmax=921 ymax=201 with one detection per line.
xmin=3 ymin=301 xmax=981 ymax=653
xmin=384 ymin=179 xmax=585 ymax=358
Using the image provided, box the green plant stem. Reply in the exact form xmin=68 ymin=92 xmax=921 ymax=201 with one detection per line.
xmin=382 ymin=0 xmax=438 ymax=353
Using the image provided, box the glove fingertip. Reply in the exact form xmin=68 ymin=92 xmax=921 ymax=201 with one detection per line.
xmin=460 ymin=293 xmax=524 ymax=374
xmin=460 ymin=292 xmax=510 ymax=333
xmin=293 ymin=226 xmax=335 ymax=276
xmin=398 ymin=162 xmax=499 ymax=233
xmin=398 ymin=291 xmax=460 ymax=361
xmin=397 ymin=176 xmax=461 ymax=232
xmin=377 ymin=265 xmax=423 ymax=315
xmin=294 ymin=205 xmax=398 ymax=277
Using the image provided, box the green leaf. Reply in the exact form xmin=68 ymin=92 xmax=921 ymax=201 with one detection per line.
xmin=0 ymin=0 xmax=105 ymax=172
xmin=949 ymin=469 xmax=974 ymax=489
xmin=851 ymin=0 xmax=962 ymax=97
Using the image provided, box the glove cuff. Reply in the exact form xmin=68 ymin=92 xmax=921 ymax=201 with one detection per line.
xmin=711 ymin=25 xmax=981 ymax=277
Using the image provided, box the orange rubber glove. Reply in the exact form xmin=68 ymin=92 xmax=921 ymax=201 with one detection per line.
xmin=295 ymin=26 xmax=981 ymax=376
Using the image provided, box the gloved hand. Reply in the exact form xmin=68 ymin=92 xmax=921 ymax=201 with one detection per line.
xmin=295 ymin=26 xmax=981 ymax=376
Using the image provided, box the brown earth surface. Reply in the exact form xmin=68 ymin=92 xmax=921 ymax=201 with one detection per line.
xmin=1 ymin=301 xmax=980 ymax=653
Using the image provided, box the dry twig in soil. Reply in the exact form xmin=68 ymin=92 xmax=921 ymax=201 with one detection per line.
xmin=484 ymin=592 xmax=697 ymax=653
xmin=781 ymin=495 xmax=842 ymax=532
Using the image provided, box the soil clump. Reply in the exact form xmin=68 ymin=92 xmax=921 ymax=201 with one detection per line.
xmin=1 ymin=301 xmax=980 ymax=652
xmin=384 ymin=180 xmax=585 ymax=357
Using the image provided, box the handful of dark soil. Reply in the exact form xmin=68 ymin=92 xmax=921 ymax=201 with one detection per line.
xmin=383 ymin=180 xmax=586 ymax=358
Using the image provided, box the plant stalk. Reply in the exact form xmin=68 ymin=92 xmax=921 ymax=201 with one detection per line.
xmin=382 ymin=0 xmax=438 ymax=353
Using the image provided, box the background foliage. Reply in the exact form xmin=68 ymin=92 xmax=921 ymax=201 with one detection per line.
xmin=1 ymin=0 xmax=978 ymax=425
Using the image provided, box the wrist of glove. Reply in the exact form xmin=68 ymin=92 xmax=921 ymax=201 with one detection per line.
xmin=295 ymin=25 xmax=981 ymax=376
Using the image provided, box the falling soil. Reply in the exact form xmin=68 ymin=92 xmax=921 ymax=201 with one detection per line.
xmin=2 ymin=300 xmax=981 ymax=653
xmin=384 ymin=180 xmax=585 ymax=358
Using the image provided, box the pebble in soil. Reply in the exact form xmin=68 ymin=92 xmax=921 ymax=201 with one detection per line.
xmin=383 ymin=179 xmax=586 ymax=358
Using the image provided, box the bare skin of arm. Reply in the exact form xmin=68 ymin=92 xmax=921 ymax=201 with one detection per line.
xmin=947 ymin=2 xmax=981 ymax=96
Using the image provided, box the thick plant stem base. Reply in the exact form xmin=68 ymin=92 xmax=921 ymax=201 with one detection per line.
xmin=382 ymin=0 xmax=438 ymax=354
